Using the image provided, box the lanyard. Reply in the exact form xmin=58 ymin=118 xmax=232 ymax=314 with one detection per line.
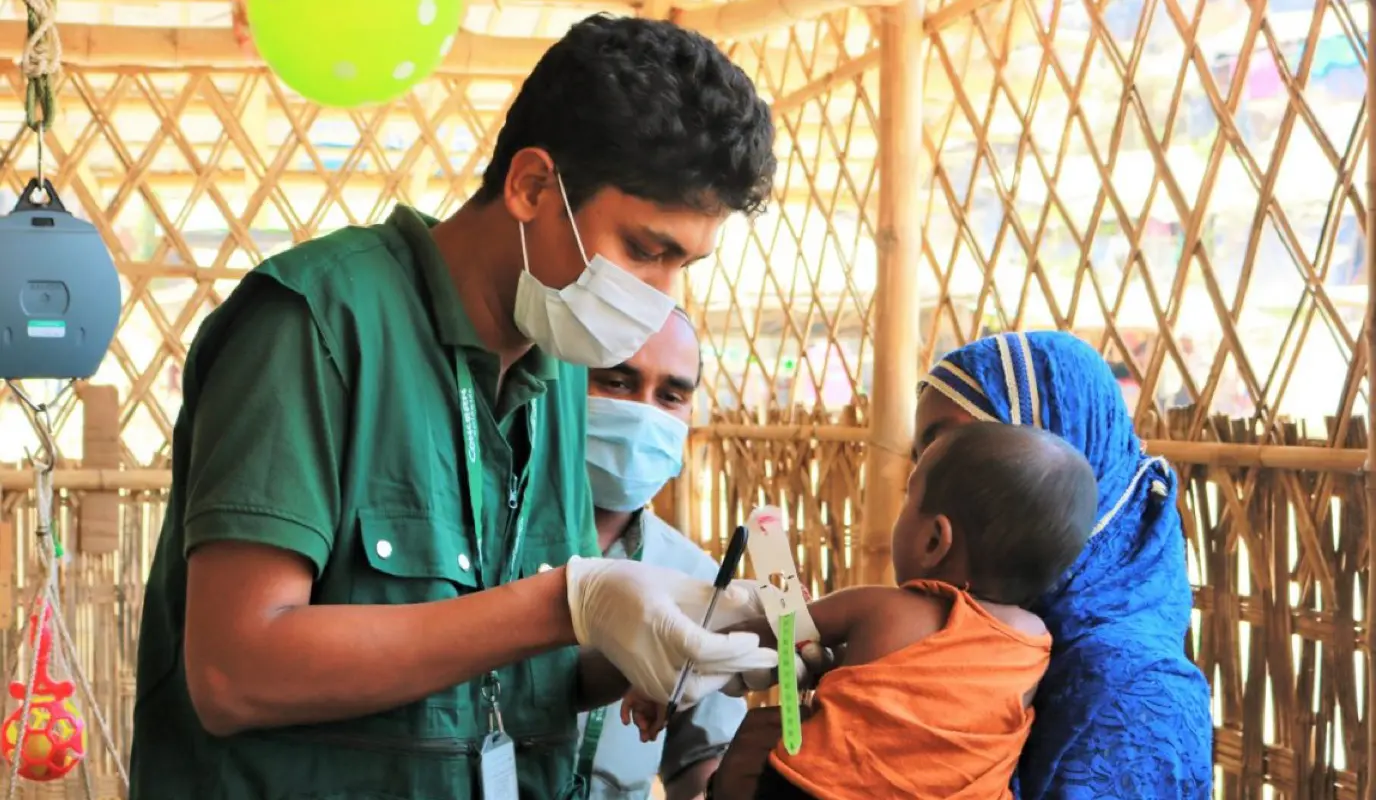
xmin=573 ymin=534 xmax=646 ymax=794
xmin=453 ymin=352 xmax=539 ymax=588
xmin=573 ymin=707 xmax=607 ymax=797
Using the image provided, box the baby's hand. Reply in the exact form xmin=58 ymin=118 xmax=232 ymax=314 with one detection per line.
xmin=619 ymin=690 xmax=669 ymax=743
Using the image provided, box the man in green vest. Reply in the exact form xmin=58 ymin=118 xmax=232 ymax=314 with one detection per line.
xmin=571 ymin=308 xmax=745 ymax=799
xmin=130 ymin=14 xmax=779 ymax=799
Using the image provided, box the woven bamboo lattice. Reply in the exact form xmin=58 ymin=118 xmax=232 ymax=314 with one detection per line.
xmin=911 ymin=3 xmax=1374 ymax=796
xmin=0 ymin=0 xmax=1370 ymax=796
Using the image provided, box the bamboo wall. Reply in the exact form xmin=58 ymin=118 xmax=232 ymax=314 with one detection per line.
xmin=0 ymin=0 xmax=1371 ymax=797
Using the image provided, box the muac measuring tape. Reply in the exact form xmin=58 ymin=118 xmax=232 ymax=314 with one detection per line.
xmin=745 ymin=506 xmax=819 ymax=755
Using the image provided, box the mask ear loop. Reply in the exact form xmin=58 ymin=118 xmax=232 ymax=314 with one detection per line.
xmin=518 ymin=221 xmax=532 ymax=274
xmin=554 ymin=170 xmax=591 ymax=265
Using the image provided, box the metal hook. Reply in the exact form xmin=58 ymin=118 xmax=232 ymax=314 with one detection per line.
xmin=5 ymin=379 xmax=71 ymax=475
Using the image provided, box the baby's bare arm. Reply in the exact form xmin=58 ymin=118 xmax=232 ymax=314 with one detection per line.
xmin=727 ymin=586 xmax=945 ymax=667
xmin=574 ymin=650 xmax=631 ymax=711
xmin=840 ymin=588 xmax=948 ymax=666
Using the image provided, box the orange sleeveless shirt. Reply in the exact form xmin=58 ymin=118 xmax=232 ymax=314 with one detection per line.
xmin=768 ymin=580 xmax=1051 ymax=800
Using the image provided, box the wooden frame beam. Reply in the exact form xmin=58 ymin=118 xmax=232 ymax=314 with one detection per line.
xmin=689 ymin=427 xmax=1372 ymax=474
xmin=0 ymin=0 xmax=998 ymax=76
xmin=858 ymin=0 xmax=923 ymax=585
xmin=0 ymin=21 xmax=557 ymax=75
xmin=83 ymin=0 xmax=630 ymax=6
xmin=0 ymin=436 xmax=1367 ymax=493
xmin=673 ymin=0 xmax=899 ymax=41
xmin=674 ymin=0 xmax=1002 ymax=41
xmin=0 ymin=87 xmax=884 ymax=130
xmin=35 ymin=166 xmax=874 ymax=197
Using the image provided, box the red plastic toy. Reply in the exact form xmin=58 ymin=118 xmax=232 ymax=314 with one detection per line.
xmin=1 ymin=603 xmax=86 ymax=781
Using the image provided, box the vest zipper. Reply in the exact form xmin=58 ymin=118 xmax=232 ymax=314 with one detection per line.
xmin=499 ymin=472 xmax=521 ymax=579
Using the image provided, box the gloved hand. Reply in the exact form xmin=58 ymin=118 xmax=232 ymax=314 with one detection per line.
xmin=720 ymin=641 xmax=837 ymax=697
xmin=565 ymin=557 xmax=778 ymax=705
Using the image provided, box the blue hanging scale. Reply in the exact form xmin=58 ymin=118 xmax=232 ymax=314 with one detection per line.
xmin=0 ymin=177 xmax=120 ymax=381
xmin=2 ymin=3 xmax=119 ymax=382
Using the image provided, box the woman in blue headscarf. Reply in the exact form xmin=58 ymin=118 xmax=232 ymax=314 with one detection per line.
xmin=916 ymin=331 xmax=1212 ymax=798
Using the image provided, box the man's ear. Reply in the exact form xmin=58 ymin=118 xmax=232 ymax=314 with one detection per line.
xmin=918 ymin=515 xmax=954 ymax=570
xmin=503 ymin=147 xmax=557 ymax=224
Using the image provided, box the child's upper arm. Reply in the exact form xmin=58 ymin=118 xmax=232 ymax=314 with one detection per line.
xmin=831 ymin=588 xmax=949 ymax=667
xmin=732 ymin=585 xmax=948 ymax=668
xmin=804 ymin=586 xmax=903 ymax=648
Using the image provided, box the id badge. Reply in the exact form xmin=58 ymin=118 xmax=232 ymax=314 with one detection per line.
xmin=479 ymin=731 xmax=519 ymax=800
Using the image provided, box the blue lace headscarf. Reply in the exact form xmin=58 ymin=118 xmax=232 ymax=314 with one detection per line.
xmin=920 ymin=331 xmax=1212 ymax=799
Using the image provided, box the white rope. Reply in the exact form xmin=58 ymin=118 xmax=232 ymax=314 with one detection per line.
xmin=5 ymin=466 xmax=57 ymax=800
xmin=2 ymin=382 xmax=128 ymax=798
xmin=49 ymin=582 xmax=128 ymax=790
xmin=18 ymin=0 xmax=61 ymax=82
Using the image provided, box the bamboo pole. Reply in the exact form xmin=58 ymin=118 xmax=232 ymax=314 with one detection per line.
xmin=0 ymin=21 xmax=556 ymax=76
xmin=41 ymin=168 xmax=849 ymax=211
xmin=0 ymin=469 xmax=172 ymax=492
xmin=0 ymin=437 xmax=1368 ymax=493
xmin=673 ymin=0 xmax=1001 ymax=43
xmin=674 ymin=0 xmax=898 ymax=42
xmin=1144 ymin=440 xmax=1367 ymax=474
xmin=694 ymin=423 xmax=872 ymax=442
xmin=1365 ymin=0 xmax=1376 ymax=790
xmin=858 ymin=0 xmax=924 ymax=587
xmin=920 ymin=0 xmax=1001 ymax=32
xmin=0 ymin=0 xmax=998 ymax=78
xmin=769 ymin=48 xmax=882 ymax=118
xmin=693 ymin=425 xmax=1370 ymax=472
xmin=9 ymin=131 xmax=878 ymax=167
xmin=110 ymin=0 xmax=631 ymax=6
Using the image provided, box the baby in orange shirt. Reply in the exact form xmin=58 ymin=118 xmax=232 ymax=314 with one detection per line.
xmin=626 ymin=421 xmax=1098 ymax=799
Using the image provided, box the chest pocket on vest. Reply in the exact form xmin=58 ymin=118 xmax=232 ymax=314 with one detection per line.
xmin=351 ymin=508 xmax=479 ymax=605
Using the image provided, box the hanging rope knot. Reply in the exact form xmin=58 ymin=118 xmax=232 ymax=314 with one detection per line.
xmin=20 ymin=0 xmax=61 ymax=81
xmin=20 ymin=0 xmax=62 ymax=134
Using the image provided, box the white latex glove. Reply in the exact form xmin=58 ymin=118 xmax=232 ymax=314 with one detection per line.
xmin=721 ymin=641 xmax=837 ymax=697
xmin=565 ymin=557 xmax=778 ymax=705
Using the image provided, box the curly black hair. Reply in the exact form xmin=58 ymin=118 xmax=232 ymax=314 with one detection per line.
xmin=476 ymin=14 xmax=777 ymax=216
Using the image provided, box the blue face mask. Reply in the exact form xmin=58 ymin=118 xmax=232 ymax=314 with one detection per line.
xmin=586 ymin=396 xmax=690 ymax=513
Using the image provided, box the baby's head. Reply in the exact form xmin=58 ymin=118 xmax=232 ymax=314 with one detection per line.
xmin=891 ymin=421 xmax=1098 ymax=607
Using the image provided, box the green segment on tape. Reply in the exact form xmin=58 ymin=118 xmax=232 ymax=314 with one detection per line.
xmin=778 ymin=611 xmax=802 ymax=755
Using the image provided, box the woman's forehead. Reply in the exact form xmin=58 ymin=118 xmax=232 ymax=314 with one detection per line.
xmin=913 ymin=389 xmax=978 ymax=452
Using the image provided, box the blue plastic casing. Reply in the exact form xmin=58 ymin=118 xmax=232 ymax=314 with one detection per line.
xmin=0 ymin=179 xmax=120 ymax=380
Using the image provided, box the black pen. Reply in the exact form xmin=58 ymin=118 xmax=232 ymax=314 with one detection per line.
xmin=664 ymin=524 xmax=749 ymax=719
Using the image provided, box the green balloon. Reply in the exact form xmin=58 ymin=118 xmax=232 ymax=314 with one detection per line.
xmin=246 ymin=0 xmax=465 ymax=108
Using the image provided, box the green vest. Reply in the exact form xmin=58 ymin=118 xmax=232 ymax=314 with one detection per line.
xmin=131 ymin=207 xmax=594 ymax=799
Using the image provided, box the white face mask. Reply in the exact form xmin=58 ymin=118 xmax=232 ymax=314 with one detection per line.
xmin=512 ymin=173 xmax=676 ymax=368
xmin=586 ymin=396 xmax=690 ymax=513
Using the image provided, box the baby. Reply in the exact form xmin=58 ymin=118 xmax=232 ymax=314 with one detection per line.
xmin=625 ymin=421 xmax=1099 ymax=799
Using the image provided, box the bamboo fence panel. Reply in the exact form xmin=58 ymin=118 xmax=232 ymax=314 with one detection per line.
xmin=918 ymin=0 xmax=1371 ymax=440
